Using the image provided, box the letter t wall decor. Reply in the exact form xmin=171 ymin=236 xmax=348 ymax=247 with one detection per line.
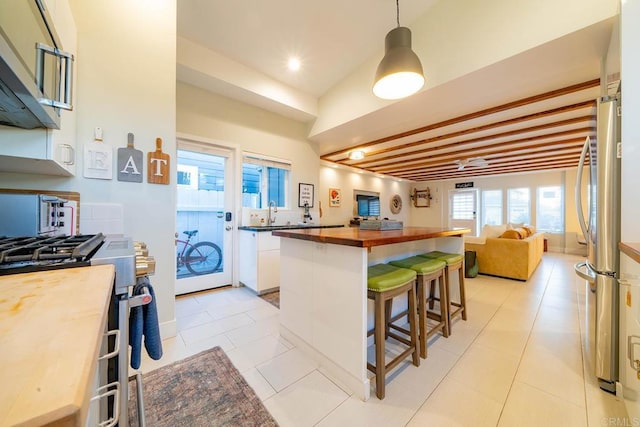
xmin=147 ymin=137 xmax=170 ymax=185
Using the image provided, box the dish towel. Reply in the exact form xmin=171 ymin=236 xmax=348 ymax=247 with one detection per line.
xmin=129 ymin=276 xmax=163 ymax=369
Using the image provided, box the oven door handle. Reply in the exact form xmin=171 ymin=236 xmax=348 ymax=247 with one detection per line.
xmin=129 ymin=287 xmax=152 ymax=307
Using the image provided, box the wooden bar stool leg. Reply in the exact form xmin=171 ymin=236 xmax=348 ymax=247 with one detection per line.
xmin=375 ymin=293 xmax=386 ymax=400
xmin=443 ymin=265 xmax=452 ymax=336
xmin=417 ymin=276 xmax=427 ymax=358
xmin=428 ymin=280 xmax=436 ymax=310
xmin=438 ymin=274 xmax=450 ymax=338
xmin=458 ymin=266 xmax=467 ymax=320
xmin=384 ymin=299 xmax=392 ymax=339
xmin=408 ymin=284 xmax=420 ymax=366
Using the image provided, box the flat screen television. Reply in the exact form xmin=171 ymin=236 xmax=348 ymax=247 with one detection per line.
xmin=356 ymin=194 xmax=380 ymax=217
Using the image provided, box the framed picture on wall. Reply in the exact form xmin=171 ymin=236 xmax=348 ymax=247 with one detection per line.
xmin=329 ymin=188 xmax=341 ymax=207
xmin=298 ymin=183 xmax=314 ymax=207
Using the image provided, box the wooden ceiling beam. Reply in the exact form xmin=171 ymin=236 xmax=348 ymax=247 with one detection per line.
xmin=392 ymin=149 xmax=582 ymax=176
xmin=357 ymin=125 xmax=593 ymax=169
xmin=405 ymin=160 xmax=579 ymax=181
xmin=397 ymin=158 xmax=580 ymax=180
xmin=351 ymin=117 xmax=594 ymax=166
xmin=371 ymin=137 xmax=586 ymax=173
xmin=320 ymin=78 xmax=599 ymax=160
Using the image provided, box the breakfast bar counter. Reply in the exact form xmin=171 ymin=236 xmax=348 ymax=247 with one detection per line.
xmin=272 ymin=226 xmax=469 ymax=400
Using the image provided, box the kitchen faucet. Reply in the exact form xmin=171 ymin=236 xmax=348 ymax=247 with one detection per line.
xmin=267 ymin=200 xmax=277 ymax=225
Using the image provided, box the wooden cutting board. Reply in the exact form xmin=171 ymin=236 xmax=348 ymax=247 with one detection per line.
xmin=147 ymin=137 xmax=170 ymax=185
xmin=117 ymin=132 xmax=143 ymax=182
xmin=83 ymin=127 xmax=113 ymax=180
xmin=0 ymin=265 xmax=115 ymax=427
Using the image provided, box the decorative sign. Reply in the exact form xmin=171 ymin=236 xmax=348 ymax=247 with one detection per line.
xmin=117 ymin=133 xmax=143 ymax=182
xmin=84 ymin=127 xmax=113 ymax=180
xmin=410 ymin=188 xmax=431 ymax=208
xmin=147 ymin=137 xmax=170 ymax=185
xmin=455 ymin=182 xmax=474 ymax=188
xmin=390 ymin=194 xmax=402 ymax=214
xmin=298 ymin=183 xmax=314 ymax=207
xmin=329 ymin=188 xmax=341 ymax=207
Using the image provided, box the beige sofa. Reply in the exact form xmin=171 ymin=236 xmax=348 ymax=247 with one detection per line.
xmin=464 ymin=225 xmax=544 ymax=281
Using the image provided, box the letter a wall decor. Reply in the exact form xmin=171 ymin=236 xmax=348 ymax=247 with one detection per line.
xmin=117 ymin=133 xmax=143 ymax=182
xmin=147 ymin=137 xmax=170 ymax=185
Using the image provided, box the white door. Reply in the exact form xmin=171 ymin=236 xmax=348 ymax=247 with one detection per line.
xmin=449 ymin=189 xmax=478 ymax=235
xmin=175 ymin=142 xmax=234 ymax=295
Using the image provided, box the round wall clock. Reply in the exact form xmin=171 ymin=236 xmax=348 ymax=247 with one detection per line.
xmin=390 ymin=194 xmax=402 ymax=214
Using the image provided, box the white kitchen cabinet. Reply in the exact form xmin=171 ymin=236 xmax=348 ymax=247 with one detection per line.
xmin=239 ymin=230 xmax=280 ymax=294
xmin=619 ymin=251 xmax=640 ymax=420
xmin=0 ymin=0 xmax=77 ymax=176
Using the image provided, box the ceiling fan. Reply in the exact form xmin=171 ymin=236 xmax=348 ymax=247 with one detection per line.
xmin=453 ymin=157 xmax=488 ymax=171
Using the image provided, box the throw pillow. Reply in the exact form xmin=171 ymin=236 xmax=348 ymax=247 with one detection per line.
xmin=514 ymin=227 xmax=528 ymax=238
xmin=499 ymin=229 xmax=523 ymax=239
xmin=523 ymin=225 xmax=536 ymax=235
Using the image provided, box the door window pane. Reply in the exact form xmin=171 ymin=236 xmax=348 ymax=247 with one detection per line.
xmin=452 ymin=192 xmax=475 ymax=220
xmin=507 ymin=188 xmax=530 ymax=224
xmin=482 ymin=190 xmax=502 ymax=225
xmin=176 ymin=150 xmax=225 ymax=279
xmin=537 ymin=186 xmax=564 ymax=232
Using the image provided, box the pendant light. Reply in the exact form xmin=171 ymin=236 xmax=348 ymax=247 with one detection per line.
xmin=373 ymin=0 xmax=425 ymax=100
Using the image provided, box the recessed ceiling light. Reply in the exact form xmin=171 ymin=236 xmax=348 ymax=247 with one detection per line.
xmin=349 ymin=150 xmax=365 ymax=160
xmin=288 ymin=57 xmax=301 ymax=71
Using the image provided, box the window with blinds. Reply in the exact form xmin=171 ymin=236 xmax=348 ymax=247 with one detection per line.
xmin=452 ymin=192 xmax=475 ymax=220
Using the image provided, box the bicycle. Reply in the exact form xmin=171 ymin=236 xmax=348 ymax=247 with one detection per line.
xmin=176 ymin=230 xmax=222 ymax=275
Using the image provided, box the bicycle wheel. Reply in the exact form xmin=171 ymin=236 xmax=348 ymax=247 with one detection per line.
xmin=184 ymin=242 xmax=222 ymax=275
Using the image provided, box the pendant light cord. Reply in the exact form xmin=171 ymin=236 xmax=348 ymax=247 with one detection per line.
xmin=396 ymin=0 xmax=400 ymax=27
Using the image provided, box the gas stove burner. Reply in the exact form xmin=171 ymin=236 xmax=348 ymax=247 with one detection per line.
xmin=0 ymin=233 xmax=106 ymax=274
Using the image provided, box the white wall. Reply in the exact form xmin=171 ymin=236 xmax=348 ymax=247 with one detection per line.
xmin=311 ymin=0 xmax=618 ymax=138
xmin=177 ymin=81 xmax=320 ymax=222
xmin=0 ymin=1 xmax=177 ymax=336
xmin=318 ymin=165 xmax=411 ymax=225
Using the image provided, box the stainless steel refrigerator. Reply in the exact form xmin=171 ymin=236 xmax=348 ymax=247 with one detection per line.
xmin=575 ymin=94 xmax=621 ymax=393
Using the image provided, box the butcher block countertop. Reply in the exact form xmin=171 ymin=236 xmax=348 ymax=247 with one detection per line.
xmin=0 ymin=265 xmax=115 ymax=427
xmin=272 ymin=226 xmax=470 ymax=248
xmin=620 ymin=242 xmax=640 ymax=265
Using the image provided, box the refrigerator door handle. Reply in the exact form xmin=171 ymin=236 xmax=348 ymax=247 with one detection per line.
xmin=575 ymin=136 xmax=590 ymax=242
xmin=575 ymin=261 xmax=596 ymax=288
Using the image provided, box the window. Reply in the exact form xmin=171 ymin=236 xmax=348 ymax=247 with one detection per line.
xmin=537 ymin=186 xmax=564 ymax=232
xmin=507 ymin=188 xmax=530 ymax=224
xmin=242 ymin=154 xmax=290 ymax=208
xmin=356 ymin=195 xmax=380 ymax=217
xmin=482 ymin=190 xmax=502 ymax=225
xmin=451 ymin=191 xmax=475 ymax=220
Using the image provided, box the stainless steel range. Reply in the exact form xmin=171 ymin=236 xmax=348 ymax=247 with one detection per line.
xmin=0 ymin=233 xmax=151 ymax=426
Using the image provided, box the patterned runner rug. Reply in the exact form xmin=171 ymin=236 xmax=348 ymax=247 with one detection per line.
xmin=128 ymin=346 xmax=277 ymax=426
xmin=259 ymin=290 xmax=280 ymax=309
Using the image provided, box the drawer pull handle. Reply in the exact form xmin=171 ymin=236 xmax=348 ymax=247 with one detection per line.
xmin=98 ymin=330 xmax=120 ymax=361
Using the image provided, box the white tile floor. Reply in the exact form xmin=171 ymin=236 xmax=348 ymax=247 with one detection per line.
xmin=134 ymin=253 xmax=631 ymax=426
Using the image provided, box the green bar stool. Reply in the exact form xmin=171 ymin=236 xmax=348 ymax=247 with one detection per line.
xmin=389 ymin=256 xmax=448 ymax=359
xmin=418 ymin=251 xmax=467 ymax=335
xmin=367 ymin=263 xmax=420 ymax=399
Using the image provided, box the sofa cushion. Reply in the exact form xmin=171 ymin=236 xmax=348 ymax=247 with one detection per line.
xmin=481 ymin=224 xmax=507 ymax=238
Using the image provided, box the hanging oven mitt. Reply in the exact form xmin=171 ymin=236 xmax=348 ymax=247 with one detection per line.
xmin=129 ymin=276 xmax=163 ymax=369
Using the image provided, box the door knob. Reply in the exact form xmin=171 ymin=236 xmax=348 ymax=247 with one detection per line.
xmin=225 ymin=226 xmax=232 ymax=231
